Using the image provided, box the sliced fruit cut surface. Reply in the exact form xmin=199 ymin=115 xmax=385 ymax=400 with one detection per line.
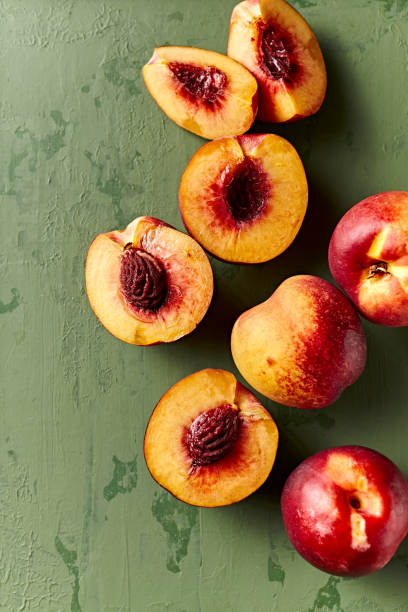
xmin=85 ymin=216 xmax=213 ymax=345
xmin=144 ymin=369 xmax=278 ymax=507
xmin=227 ymin=0 xmax=326 ymax=122
xmin=142 ymin=46 xmax=258 ymax=139
xmin=179 ymin=133 xmax=308 ymax=263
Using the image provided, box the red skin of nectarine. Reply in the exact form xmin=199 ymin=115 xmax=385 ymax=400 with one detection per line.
xmin=329 ymin=191 xmax=408 ymax=326
xmin=281 ymin=446 xmax=408 ymax=576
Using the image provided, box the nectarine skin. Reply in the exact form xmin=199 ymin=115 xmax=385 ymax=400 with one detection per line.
xmin=227 ymin=0 xmax=327 ymax=123
xmin=281 ymin=446 xmax=408 ymax=576
xmin=231 ymin=275 xmax=366 ymax=409
xmin=144 ymin=369 xmax=278 ymax=507
xmin=329 ymin=191 xmax=408 ymax=327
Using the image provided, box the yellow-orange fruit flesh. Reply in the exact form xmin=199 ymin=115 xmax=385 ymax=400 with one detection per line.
xmin=85 ymin=217 xmax=213 ymax=345
xmin=142 ymin=46 xmax=258 ymax=139
xmin=179 ymin=133 xmax=308 ymax=263
xmin=144 ymin=369 xmax=278 ymax=507
xmin=227 ymin=0 xmax=326 ymax=122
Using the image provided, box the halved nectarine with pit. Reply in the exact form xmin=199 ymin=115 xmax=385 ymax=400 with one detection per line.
xmin=227 ymin=0 xmax=327 ymax=123
xmin=142 ymin=46 xmax=258 ymax=139
xmin=179 ymin=133 xmax=308 ymax=263
xmin=85 ymin=216 xmax=213 ymax=345
xmin=144 ymin=369 xmax=278 ymax=507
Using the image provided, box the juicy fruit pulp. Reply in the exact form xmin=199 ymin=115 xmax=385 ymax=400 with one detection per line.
xmin=85 ymin=216 xmax=213 ymax=345
xmin=179 ymin=133 xmax=308 ymax=264
xmin=227 ymin=0 xmax=327 ymax=122
xmin=260 ymin=21 xmax=298 ymax=84
xmin=225 ymin=157 xmax=269 ymax=224
xmin=120 ymin=247 xmax=167 ymax=312
xmin=144 ymin=369 xmax=278 ymax=507
xmin=142 ymin=46 xmax=258 ymax=139
xmin=186 ymin=404 xmax=240 ymax=468
xmin=169 ymin=62 xmax=227 ymax=108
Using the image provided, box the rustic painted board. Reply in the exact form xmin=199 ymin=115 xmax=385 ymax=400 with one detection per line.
xmin=1 ymin=0 xmax=408 ymax=610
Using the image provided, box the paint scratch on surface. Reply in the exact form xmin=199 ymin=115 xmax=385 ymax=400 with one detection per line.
xmin=103 ymin=56 xmax=141 ymax=97
xmin=168 ymin=11 xmax=184 ymax=22
xmin=268 ymin=556 xmax=285 ymax=584
xmin=84 ymin=147 xmax=143 ymax=227
xmin=103 ymin=455 xmax=138 ymax=502
xmin=151 ymin=491 xmax=198 ymax=574
xmin=0 ymin=288 xmax=22 ymax=314
xmin=55 ymin=536 xmax=82 ymax=612
xmin=309 ymin=576 xmax=343 ymax=612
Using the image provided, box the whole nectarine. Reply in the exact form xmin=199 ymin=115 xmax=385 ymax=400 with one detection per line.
xmin=231 ymin=275 xmax=366 ymax=409
xmin=281 ymin=446 xmax=408 ymax=576
xmin=329 ymin=191 xmax=408 ymax=327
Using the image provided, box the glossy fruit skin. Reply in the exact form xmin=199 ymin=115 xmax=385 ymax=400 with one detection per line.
xmin=231 ymin=275 xmax=366 ymax=409
xmin=329 ymin=191 xmax=408 ymax=327
xmin=281 ymin=446 xmax=408 ymax=576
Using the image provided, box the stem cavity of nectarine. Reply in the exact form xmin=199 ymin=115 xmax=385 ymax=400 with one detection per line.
xmin=186 ymin=404 xmax=240 ymax=470
xmin=120 ymin=247 xmax=167 ymax=313
xmin=367 ymin=262 xmax=389 ymax=279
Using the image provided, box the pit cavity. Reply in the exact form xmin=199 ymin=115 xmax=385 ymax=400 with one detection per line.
xmin=120 ymin=246 xmax=167 ymax=312
xmin=186 ymin=404 xmax=240 ymax=468
xmin=168 ymin=62 xmax=227 ymax=107
xmin=259 ymin=22 xmax=298 ymax=84
xmin=225 ymin=157 xmax=270 ymax=224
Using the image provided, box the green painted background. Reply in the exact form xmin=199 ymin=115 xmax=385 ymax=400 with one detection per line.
xmin=1 ymin=0 xmax=408 ymax=610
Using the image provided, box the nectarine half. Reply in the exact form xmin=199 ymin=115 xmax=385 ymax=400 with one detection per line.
xmin=179 ymin=133 xmax=308 ymax=263
xmin=85 ymin=216 xmax=213 ymax=345
xmin=227 ymin=0 xmax=327 ymax=122
xmin=144 ymin=369 xmax=278 ymax=507
xmin=142 ymin=46 xmax=258 ymax=139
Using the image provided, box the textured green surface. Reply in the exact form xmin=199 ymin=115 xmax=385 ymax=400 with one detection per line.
xmin=1 ymin=0 xmax=408 ymax=610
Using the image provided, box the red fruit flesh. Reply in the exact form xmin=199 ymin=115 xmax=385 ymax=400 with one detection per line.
xmin=259 ymin=21 xmax=300 ymax=85
xmin=185 ymin=404 xmax=240 ymax=468
xmin=169 ymin=62 xmax=227 ymax=108
xmin=120 ymin=247 xmax=167 ymax=312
